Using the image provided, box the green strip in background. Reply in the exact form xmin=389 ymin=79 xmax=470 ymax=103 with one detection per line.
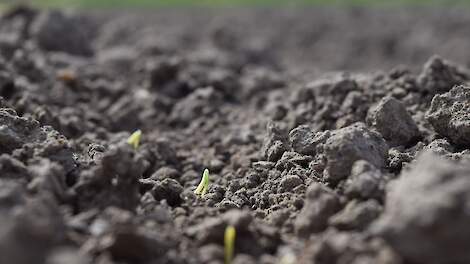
xmin=3 ymin=0 xmax=470 ymax=9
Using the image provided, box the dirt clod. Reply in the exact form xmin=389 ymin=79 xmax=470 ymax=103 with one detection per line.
xmin=373 ymin=152 xmax=470 ymax=264
xmin=344 ymin=160 xmax=389 ymax=201
xmin=426 ymin=85 xmax=470 ymax=146
xmin=294 ymin=183 xmax=341 ymax=237
xmin=367 ymin=96 xmax=420 ymax=147
xmin=323 ymin=123 xmax=389 ymax=183
xmin=417 ymin=56 xmax=469 ymax=94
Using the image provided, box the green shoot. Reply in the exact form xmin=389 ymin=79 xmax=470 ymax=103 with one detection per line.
xmin=194 ymin=168 xmax=210 ymax=197
xmin=127 ymin=130 xmax=142 ymax=149
xmin=224 ymin=225 xmax=236 ymax=264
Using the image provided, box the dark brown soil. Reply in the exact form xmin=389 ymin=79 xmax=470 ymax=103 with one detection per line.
xmin=0 ymin=5 xmax=470 ymax=264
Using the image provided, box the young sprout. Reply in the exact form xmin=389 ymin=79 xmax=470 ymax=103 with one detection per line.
xmin=224 ymin=225 xmax=236 ymax=264
xmin=194 ymin=168 xmax=210 ymax=197
xmin=127 ymin=130 xmax=142 ymax=149
xmin=279 ymin=248 xmax=297 ymax=264
xmin=57 ymin=69 xmax=76 ymax=83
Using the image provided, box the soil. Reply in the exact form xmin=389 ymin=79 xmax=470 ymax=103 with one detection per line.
xmin=0 ymin=4 xmax=470 ymax=264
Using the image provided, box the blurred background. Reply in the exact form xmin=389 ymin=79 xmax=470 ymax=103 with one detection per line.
xmin=0 ymin=0 xmax=468 ymax=8
xmin=1 ymin=0 xmax=470 ymax=74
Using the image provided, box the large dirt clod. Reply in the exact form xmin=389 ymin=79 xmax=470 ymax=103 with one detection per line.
xmin=417 ymin=56 xmax=469 ymax=94
xmin=426 ymin=85 xmax=470 ymax=146
xmin=367 ymin=96 xmax=420 ymax=147
xmin=373 ymin=152 xmax=470 ymax=264
xmin=323 ymin=123 xmax=389 ymax=183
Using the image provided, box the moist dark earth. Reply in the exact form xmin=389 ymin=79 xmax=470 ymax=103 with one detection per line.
xmin=1 ymin=4 xmax=470 ymax=264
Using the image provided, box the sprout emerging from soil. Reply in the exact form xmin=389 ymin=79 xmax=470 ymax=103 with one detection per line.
xmin=57 ymin=69 xmax=77 ymax=82
xmin=127 ymin=130 xmax=142 ymax=149
xmin=224 ymin=225 xmax=236 ymax=264
xmin=279 ymin=249 xmax=297 ymax=264
xmin=194 ymin=168 xmax=210 ymax=197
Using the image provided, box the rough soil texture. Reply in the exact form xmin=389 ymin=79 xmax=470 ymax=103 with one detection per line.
xmin=0 ymin=5 xmax=470 ymax=264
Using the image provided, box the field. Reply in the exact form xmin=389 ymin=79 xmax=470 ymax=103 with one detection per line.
xmin=1 ymin=2 xmax=470 ymax=264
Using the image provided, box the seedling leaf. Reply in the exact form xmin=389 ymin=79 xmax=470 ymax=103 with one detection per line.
xmin=194 ymin=168 xmax=210 ymax=196
xmin=224 ymin=225 xmax=236 ymax=264
xmin=127 ymin=130 xmax=142 ymax=149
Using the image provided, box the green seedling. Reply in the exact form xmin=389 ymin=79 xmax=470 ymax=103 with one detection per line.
xmin=224 ymin=225 xmax=236 ymax=264
xmin=194 ymin=168 xmax=210 ymax=197
xmin=127 ymin=130 xmax=142 ymax=149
